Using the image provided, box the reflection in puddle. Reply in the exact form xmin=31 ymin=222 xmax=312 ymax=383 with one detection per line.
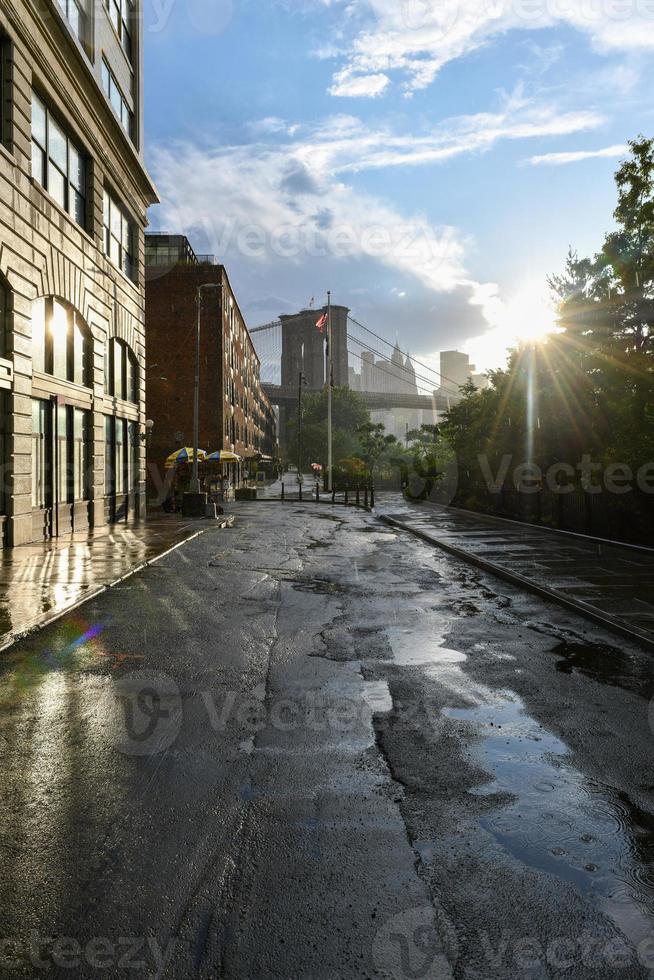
xmin=362 ymin=679 xmax=393 ymax=715
xmin=446 ymin=697 xmax=654 ymax=950
xmin=385 ymin=625 xmax=466 ymax=667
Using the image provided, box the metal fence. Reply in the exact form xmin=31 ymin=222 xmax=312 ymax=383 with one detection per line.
xmin=454 ymin=486 xmax=654 ymax=546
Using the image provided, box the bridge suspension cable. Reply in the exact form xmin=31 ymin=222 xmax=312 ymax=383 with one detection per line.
xmin=347 ymin=331 xmax=461 ymax=399
xmin=347 ymin=314 xmax=466 ymax=393
xmin=347 ymin=348 xmax=446 ymax=401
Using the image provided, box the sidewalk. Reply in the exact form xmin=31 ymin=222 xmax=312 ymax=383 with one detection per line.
xmin=0 ymin=514 xmax=219 ymax=651
xmin=375 ymin=493 xmax=654 ymax=648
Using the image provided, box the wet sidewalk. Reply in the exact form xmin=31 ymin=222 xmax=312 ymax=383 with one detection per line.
xmin=0 ymin=514 xmax=219 ymax=651
xmin=375 ymin=494 xmax=654 ymax=648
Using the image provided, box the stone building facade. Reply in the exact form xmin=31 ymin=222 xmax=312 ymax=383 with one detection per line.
xmin=0 ymin=0 xmax=157 ymax=545
xmin=145 ymin=234 xmax=277 ymax=486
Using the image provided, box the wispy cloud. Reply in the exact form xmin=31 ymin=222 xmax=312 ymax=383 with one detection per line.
xmin=252 ymin=93 xmax=604 ymax=176
xmin=526 ymin=143 xmax=627 ymax=166
xmin=319 ymin=0 xmax=654 ymax=97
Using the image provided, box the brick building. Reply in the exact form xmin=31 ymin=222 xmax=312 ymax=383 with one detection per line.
xmin=0 ymin=0 xmax=157 ymax=545
xmin=145 ymin=234 xmax=277 ymax=489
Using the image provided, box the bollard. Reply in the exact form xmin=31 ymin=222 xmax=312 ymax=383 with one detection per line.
xmin=299 ymin=484 xmax=303 ymax=502
xmin=364 ymin=488 xmax=368 ymax=509
xmin=281 ymin=482 xmax=285 ymax=501
xmin=344 ymin=489 xmax=348 ymax=506
xmin=315 ymin=484 xmax=319 ymax=503
xmin=370 ymin=487 xmax=375 ymax=509
xmin=332 ymin=489 xmax=336 ymax=505
xmin=356 ymin=488 xmax=360 ymax=507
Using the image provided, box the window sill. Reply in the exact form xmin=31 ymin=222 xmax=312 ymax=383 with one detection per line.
xmin=30 ymin=178 xmax=96 ymax=248
xmin=104 ymin=12 xmax=136 ymax=78
xmin=0 ymin=142 xmax=17 ymax=167
xmin=104 ymin=252 xmax=139 ymax=289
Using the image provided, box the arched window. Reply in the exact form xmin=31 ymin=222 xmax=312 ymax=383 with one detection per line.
xmin=31 ymin=297 xmax=91 ymax=386
xmin=105 ymin=338 xmax=138 ymax=403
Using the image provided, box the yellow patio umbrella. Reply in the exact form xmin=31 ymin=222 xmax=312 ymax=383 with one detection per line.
xmin=165 ymin=447 xmax=207 ymax=469
xmin=205 ymin=451 xmax=242 ymax=463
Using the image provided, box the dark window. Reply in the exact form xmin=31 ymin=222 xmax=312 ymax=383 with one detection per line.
xmin=105 ymin=338 xmax=138 ymax=402
xmin=101 ymin=59 xmax=133 ymax=138
xmin=0 ymin=278 xmax=8 ymax=358
xmin=31 ymin=296 xmax=92 ymax=385
xmin=115 ymin=416 xmax=126 ymax=493
xmin=55 ymin=405 xmax=90 ymax=504
xmin=0 ymin=34 xmax=12 ymax=152
xmin=128 ymin=420 xmax=139 ymax=490
xmin=105 ymin=416 xmax=115 ymax=496
xmin=31 ymin=93 xmax=87 ymax=228
xmin=103 ymin=189 xmax=136 ymax=282
xmin=0 ymin=391 xmax=7 ymax=514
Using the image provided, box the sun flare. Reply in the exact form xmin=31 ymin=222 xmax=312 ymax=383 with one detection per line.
xmin=501 ymin=282 xmax=560 ymax=345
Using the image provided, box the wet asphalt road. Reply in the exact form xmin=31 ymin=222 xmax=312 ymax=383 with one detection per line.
xmin=1 ymin=503 xmax=654 ymax=979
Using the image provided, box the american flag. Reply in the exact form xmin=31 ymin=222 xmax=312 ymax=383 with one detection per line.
xmin=316 ymin=312 xmax=328 ymax=334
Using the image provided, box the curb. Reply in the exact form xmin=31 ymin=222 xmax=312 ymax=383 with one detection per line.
xmin=379 ymin=514 xmax=654 ymax=653
xmin=0 ymin=521 xmax=228 ymax=655
xmin=443 ymin=502 xmax=654 ymax=555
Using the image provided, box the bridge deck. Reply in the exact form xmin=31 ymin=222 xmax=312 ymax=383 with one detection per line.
xmin=262 ymin=384 xmax=451 ymax=412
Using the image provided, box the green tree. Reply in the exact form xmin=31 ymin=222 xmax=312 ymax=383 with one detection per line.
xmin=356 ymin=422 xmax=402 ymax=483
xmin=286 ymin=386 xmax=371 ymax=470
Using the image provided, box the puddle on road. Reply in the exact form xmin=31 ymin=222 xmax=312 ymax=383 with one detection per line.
xmin=446 ymin=696 xmax=654 ymax=951
xmin=551 ymin=640 xmax=654 ymax=700
xmin=385 ymin=623 xmax=466 ymax=667
xmin=362 ymin=679 xmax=393 ymax=714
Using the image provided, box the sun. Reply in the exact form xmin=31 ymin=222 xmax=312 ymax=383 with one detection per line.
xmin=502 ymin=282 xmax=561 ymax=345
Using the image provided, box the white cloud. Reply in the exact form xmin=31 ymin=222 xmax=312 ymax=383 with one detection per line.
xmin=526 ymin=143 xmax=627 ymax=165
xmin=290 ymin=91 xmax=603 ymax=175
xmin=328 ymin=69 xmax=390 ymax=97
xmin=147 ymin=93 xmax=603 ymax=358
xmin=322 ymin=0 xmax=654 ymax=96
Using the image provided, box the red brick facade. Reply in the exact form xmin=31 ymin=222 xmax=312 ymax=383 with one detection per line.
xmin=145 ymin=245 xmax=276 ymax=488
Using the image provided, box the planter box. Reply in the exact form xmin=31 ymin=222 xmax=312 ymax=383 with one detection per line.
xmin=235 ymin=488 xmax=257 ymax=501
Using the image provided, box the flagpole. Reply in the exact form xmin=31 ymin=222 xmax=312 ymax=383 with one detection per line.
xmin=327 ymin=290 xmax=333 ymax=494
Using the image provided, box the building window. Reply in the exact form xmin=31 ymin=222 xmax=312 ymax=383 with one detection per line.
xmin=73 ymin=408 xmax=90 ymax=500
xmin=101 ymin=60 xmax=133 ymax=138
xmin=0 ymin=34 xmax=12 ymax=153
xmin=105 ymin=416 xmax=115 ymax=495
xmin=0 ymin=391 xmax=7 ymax=514
xmin=115 ymin=416 xmax=126 ymax=493
xmin=31 ymin=93 xmax=86 ymax=228
xmin=32 ymin=399 xmax=49 ymax=509
xmin=0 ymin=278 xmax=8 ymax=358
xmin=56 ymin=0 xmax=87 ymax=47
xmin=107 ymin=0 xmax=133 ymax=60
xmin=105 ymin=416 xmax=138 ymax=496
xmin=105 ymin=337 xmax=138 ymax=401
xmin=127 ymin=420 xmax=139 ymax=490
xmin=103 ymin=189 xmax=136 ymax=281
xmin=31 ymin=297 xmax=91 ymax=385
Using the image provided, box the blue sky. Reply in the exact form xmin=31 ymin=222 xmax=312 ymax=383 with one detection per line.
xmin=143 ymin=0 xmax=654 ymax=379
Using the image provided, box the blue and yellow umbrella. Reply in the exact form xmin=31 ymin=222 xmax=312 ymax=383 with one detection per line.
xmin=165 ymin=447 xmax=207 ymax=469
xmin=206 ymin=450 xmax=242 ymax=463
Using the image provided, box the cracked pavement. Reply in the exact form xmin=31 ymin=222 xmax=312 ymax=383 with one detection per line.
xmin=1 ymin=503 xmax=653 ymax=978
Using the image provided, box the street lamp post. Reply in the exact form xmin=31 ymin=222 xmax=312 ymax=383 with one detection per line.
xmin=191 ymin=282 xmax=221 ymax=494
xmin=298 ymin=371 xmax=307 ymax=498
